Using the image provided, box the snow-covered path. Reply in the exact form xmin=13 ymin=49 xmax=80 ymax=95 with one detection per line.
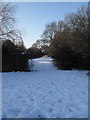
xmin=2 ymin=56 xmax=88 ymax=118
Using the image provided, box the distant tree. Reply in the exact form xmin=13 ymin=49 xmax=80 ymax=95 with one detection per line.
xmin=35 ymin=39 xmax=42 ymax=49
xmin=32 ymin=43 xmax=37 ymax=48
xmin=42 ymin=21 xmax=57 ymax=42
xmin=32 ymin=38 xmax=51 ymax=55
xmin=32 ymin=39 xmax=42 ymax=49
xmin=57 ymin=20 xmax=65 ymax=32
xmin=27 ymin=47 xmax=44 ymax=59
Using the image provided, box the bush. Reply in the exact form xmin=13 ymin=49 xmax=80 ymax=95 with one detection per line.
xmin=2 ymin=54 xmax=29 ymax=72
xmin=27 ymin=47 xmax=44 ymax=59
xmin=52 ymin=44 xmax=84 ymax=70
xmin=2 ymin=40 xmax=29 ymax=72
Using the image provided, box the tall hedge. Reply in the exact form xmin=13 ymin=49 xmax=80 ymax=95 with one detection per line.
xmin=2 ymin=40 xmax=29 ymax=72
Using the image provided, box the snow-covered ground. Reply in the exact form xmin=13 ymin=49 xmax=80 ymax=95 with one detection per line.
xmin=0 ymin=73 xmax=2 ymax=120
xmin=2 ymin=56 xmax=88 ymax=118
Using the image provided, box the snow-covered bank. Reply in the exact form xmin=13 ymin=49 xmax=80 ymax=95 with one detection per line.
xmin=2 ymin=57 xmax=88 ymax=118
xmin=0 ymin=73 xmax=2 ymax=119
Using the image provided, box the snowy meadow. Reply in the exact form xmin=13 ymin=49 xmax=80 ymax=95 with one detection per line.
xmin=2 ymin=56 xmax=88 ymax=118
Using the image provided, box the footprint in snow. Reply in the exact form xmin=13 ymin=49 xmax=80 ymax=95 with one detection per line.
xmin=11 ymin=87 xmax=13 ymax=90
xmin=48 ymin=108 xmax=53 ymax=113
xmin=29 ymin=109 xmax=46 ymax=118
xmin=49 ymin=90 xmax=52 ymax=93
xmin=69 ymin=108 xmax=73 ymax=112
xmin=30 ymin=98 xmax=34 ymax=101
xmin=58 ymin=99 xmax=62 ymax=103
xmin=43 ymin=96 xmax=46 ymax=100
xmin=82 ymin=92 xmax=86 ymax=95
xmin=51 ymin=82 xmax=54 ymax=85
xmin=28 ymin=86 xmax=30 ymax=88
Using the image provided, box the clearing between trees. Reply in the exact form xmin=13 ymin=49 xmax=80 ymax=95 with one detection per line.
xmin=2 ymin=56 xmax=88 ymax=118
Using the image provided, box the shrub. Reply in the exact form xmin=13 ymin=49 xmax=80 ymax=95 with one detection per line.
xmin=52 ymin=44 xmax=84 ymax=70
xmin=2 ymin=40 xmax=29 ymax=72
xmin=27 ymin=47 xmax=44 ymax=59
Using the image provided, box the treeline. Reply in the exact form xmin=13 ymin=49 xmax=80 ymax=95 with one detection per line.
xmin=1 ymin=3 xmax=89 ymax=71
xmin=0 ymin=3 xmax=29 ymax=72
xmin=33 ymin=6 xmax=89 ymax=70
xmin=27 ymin=47 xmax=44 ymax=59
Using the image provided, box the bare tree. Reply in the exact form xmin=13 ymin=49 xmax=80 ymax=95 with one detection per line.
xmin=42 ymin=21 xmax=57 ymax=42
xmin=57 ymin=20 xmax=65 ymax=32
xmin=35 ymin=40 xmax=41 ymax=49
xmin=32 ymin=43 xmax=37 ymax=48
xmin=64 ymin=6 xmax=88 ymax=53
xmin=0 ymin=3 xmax=23 ymax=44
